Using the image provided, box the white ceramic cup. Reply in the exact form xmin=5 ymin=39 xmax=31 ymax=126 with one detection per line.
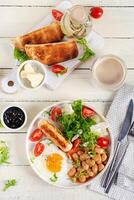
xmin=17 ymin=60 xmax=46 ymax=90
xmin=91 ymin=54 xmax=127 ymax=91
xmin=1 ymin=106 xmax=27 ymax=131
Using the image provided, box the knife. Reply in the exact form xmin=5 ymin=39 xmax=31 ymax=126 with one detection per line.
xmin=102 ymin=99 xmax=133 ymax=188
xmin=105 ymin=143 xmax=129 ymax=193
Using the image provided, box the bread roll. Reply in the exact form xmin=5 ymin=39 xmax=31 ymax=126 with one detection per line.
xmin=12 ymin=22 xmax=64 ymax=51
xmin=25 ymin=40 xmax=78 ymax=65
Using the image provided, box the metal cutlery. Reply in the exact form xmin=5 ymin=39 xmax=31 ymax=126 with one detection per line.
xmin=105 ymin=120 xmax=134 ymax=193
xmin=102 ymin=99 xmax=133 ymax=188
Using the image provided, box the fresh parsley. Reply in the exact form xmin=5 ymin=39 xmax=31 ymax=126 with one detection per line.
xmin=0 ymin=120 xmax=4 ymax=128
xmin=0 ymin=141 xmax=10 ymax=164
xmin=59 ymin=100 xmax=97 ymax=148
xmin=73 ymin=159 xmax=81 ymax=168
xmin=77 ymin=38 xmax=95 ymax=61
xmin=88 ymin=150 xmax=96 ymax=158
xmin=3 ymin=179 xmax=17 ymax=191
xmin=50 ymin=173 xmax=58 ymax=182
xmin=14 ymin=48 xmax=29 ymax=63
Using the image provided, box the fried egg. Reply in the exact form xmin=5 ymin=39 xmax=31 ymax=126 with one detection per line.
xmin=32 ymin=139 xmax=69 ymax=184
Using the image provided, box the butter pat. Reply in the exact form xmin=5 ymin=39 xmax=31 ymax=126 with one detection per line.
xmin=20 ymin=63 xmax=44 ymax=88
xmin=27 ymin=73 xmax=44 ymax=88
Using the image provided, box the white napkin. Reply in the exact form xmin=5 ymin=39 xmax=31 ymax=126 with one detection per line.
xmin=88 ymin=84 xmax=134 ymax=200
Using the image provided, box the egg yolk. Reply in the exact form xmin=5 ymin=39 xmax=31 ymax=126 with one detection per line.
xmin=46 ymin=153 xmax=63 ymax=172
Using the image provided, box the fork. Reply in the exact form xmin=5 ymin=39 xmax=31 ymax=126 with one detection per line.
xmin=104 ymin=121 xmax=134 ymax=193
xmin=114 ymin=121 xmax=134 ymax=185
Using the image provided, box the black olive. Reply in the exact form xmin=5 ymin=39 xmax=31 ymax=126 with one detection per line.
xmin=3 ymin=107 xmax=25 ymax=129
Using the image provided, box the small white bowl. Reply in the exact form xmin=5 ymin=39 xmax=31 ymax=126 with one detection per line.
xmin=17 ymin=60 xmax=46 ymax=90
xmin=1 ymin=106 xmax=27 ymax=131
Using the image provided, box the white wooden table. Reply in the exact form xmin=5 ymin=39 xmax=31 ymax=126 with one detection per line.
xmin=0 ymin=0 xmax=133 ymax=199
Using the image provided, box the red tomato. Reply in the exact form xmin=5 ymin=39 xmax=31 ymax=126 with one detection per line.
xmin=52 ymin=9 xmax=64 ymax=21
xmin=82 ymin=106 xmax=95 ymax=118
xmin=97 ymin=137 xmax=110 ymax=148
xmin=90 ymin=7 xmax=103 ymax=19
xmin=67 ymin=138 xmax=81 ymax=158
xmin=51 ymin=64 xmax=67 ymax=75
xmin=29 ymin=129 xmax=44 ymax=142
xmin=50 ymin=107 xmax=62 ymax=122
xmin=34 ymin=142 xmax=45 ymax=157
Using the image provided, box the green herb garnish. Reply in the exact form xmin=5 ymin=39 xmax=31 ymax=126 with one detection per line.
xmin=30 ymin=156 xmax=35 ymax=164
xmin=88 ymin=150 xmax=96 ymax=158
xmin=73 ymin=159 xmax=81 ymax=168
xmin=3 ymin=179 xmax=17 ymax=191
xmin=50 ymin=173 xmax=58 ymax=182
xmin=77 ymin=38 xmax=95 ymax=61
xmin=14 ymin=48 xmax=29 ymax=63
xmin=0 ymin=141 xmax=10 ymax=164
xmin=59 ymin=100 xmax=97 ymax=148
xmin=0 ymin=120 xmax=4 ymax=128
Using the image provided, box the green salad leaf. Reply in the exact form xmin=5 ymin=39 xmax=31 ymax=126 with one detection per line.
xmin=59 ymin=100 xmax=97 ymax=148
xmin=14 ymin=48 xmax=29 ymax=63
xmin=0 ymin=141 xmax=10 ymax=164
xmin=3 ymin=179 xmax=17 ymax=191
xmin=77 ymin=38 xmax=95 ymax=62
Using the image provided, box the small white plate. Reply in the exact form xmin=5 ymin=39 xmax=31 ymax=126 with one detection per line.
xmin=26 ymin=101 xmax=114 ymax=188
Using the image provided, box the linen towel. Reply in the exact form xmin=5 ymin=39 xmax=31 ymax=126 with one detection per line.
xmin=88 ymin=84 xmax=134 ymax=200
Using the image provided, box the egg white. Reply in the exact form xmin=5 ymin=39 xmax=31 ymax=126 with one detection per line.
xmin=32 ymin=139 xmax=70 ymax=184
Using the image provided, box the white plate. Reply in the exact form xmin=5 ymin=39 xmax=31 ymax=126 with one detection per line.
xmin=26 ymin=101 xmax=114 ymax=188
xmin=14 ymin=1 xmax=104 ymax=90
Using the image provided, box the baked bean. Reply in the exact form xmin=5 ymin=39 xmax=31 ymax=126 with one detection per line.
xmin=101 ymin=153 xmax=107 ymax=162
xmin=86 ymin=159 xmax=95 ymax=167
xmin=68 ymin=167 xmax=76 ymax=177
xmin=92 ymin=164 xmax=98 ymax=174
xmin=79 ymin=176 xmax=86 ymax=183
xmin=80 ymin=153 xmax=89 ymax=161
xmin=77 ymin=150 xmax=84 ymax=156
xmin=72 ymin=153 xmax=79 ymax=161
xmin=88 ymin=171 xmax=94 ymax=177
xmin=94 ymin=154 xmax=102 ymax=164
xmin=98 ymin=164 xmax=105 ymax=172
xmin=82 ymin=161 xmax=89 ymax=170
xmin=86 ymin=169 xmax=94 ymax=178
xmin=95 ymin=147 xmax=104 ymax=154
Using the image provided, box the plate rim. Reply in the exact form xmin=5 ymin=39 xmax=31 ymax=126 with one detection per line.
xmin=26 ymin=100 xmax=114 ymax=189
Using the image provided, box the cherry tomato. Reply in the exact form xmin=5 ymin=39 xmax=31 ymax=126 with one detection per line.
xmin=90 ymin=7 xmax=103 ymax=19
xmin=50 ymin=107 xmax=62 ymax=122
xmin=34 ymin=142 xmax=45 ymax=157
xmin=67 ymin=138 xmax=81 ymax=158
xmin=51 ymin=64 xmax=67 ymax=75
xmin=52 ymin=9 xmax=64 ymax=21
xmin=97 ymin=137 xmax=110 ymax=148
xmin=82 ymin=106 xmax=95 ymax=118
xmin=29 ymin=129 xmax=44 ymax=142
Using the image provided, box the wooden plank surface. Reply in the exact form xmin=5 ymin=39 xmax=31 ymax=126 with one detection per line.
xmin=0 ymin=165 xmax=108 ymax=200
xmin=0 ymin=0 xmax=133 ymax=199
xmin=0 ymin=69 xmax=133 ymax=102
xmin=0 ymin=38 xmax=133 ymax=69
xmin=0 ymin=101 xmax=110 ymax=133
xmin=0 ymin=7 xmax=134 ymax=37
xmin=0 ymin=0 xmax=134 ymax=6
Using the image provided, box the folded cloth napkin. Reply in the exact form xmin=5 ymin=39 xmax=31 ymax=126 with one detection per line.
xmin=88 ymin=84 xmax=134 ymax=200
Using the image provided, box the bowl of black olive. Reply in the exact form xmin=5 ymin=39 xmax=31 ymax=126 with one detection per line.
xmin=1 ymin=106 xmax=27 ymax=130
